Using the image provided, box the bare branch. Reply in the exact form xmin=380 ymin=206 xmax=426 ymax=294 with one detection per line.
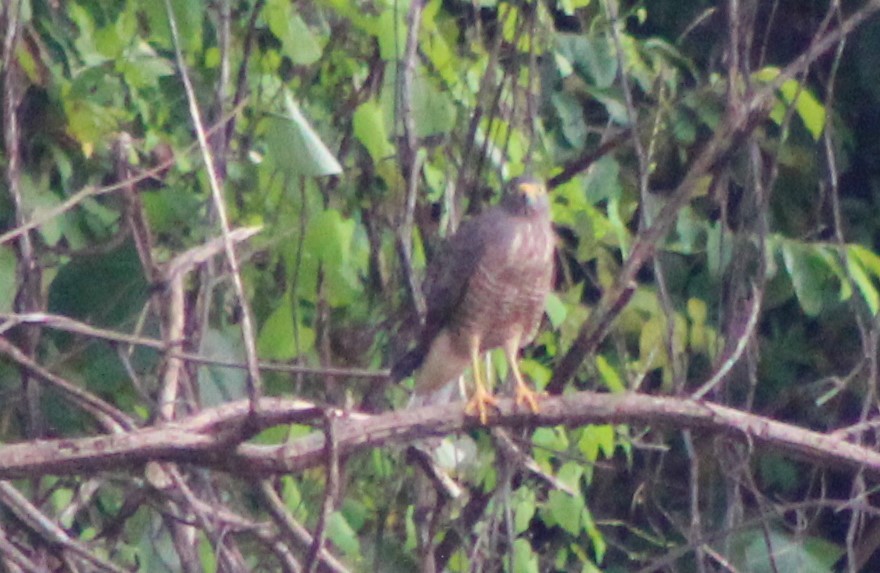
xmin=259 ymin=481 xmax=351 ymax=573
xmin=1 ymin=393 xmax=880 ymax=482
xmin=164 ymin=0 xmax=264 ymax=408
xmin=0 ymin=481 xmax=127 ymax=573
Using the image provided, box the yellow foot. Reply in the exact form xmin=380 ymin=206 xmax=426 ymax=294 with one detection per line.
xmin=465 ymin=388 xmax=499 ymax=424
xmin=514 ymin=383 xmax=541 ymax=414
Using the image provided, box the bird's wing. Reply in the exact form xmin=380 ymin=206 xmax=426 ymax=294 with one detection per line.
xmin=390 ymin=208 xmax=501 ymax=381
xmin=421 ymin=211 xmax=494 ymax=340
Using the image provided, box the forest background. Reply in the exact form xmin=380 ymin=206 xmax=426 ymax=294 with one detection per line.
xmin=3 ymin=0 xmax=880 ymax=571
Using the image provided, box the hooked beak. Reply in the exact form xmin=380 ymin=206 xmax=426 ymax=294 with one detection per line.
xmin=519 ymin=181 xmax=546 ymax=205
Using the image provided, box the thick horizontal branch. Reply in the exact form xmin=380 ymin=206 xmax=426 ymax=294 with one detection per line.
xmin=1 ymin=392 xmax=879 ymax=479
xmin=0 ymin=398 xmax=323 ymax=479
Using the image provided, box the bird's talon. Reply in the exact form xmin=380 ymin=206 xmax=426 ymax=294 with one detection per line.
xmin=514 ymin=384 xmax=541 ymax=414
xmin=466 ymin=390 xmax=499 ymax=424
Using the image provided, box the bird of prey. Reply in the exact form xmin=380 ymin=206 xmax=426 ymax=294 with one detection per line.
xmin=392 ymin=176 xmax=555 ymax=422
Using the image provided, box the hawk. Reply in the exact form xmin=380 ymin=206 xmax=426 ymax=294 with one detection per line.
xmin=392 ymin=176 xmax=555 ymax=422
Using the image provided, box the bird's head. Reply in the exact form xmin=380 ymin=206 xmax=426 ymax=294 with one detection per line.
xmin=501 ymin=176 xmax=550 ymax=216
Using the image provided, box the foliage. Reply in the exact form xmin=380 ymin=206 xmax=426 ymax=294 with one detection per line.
xmin=2 ymin=0 xmax=880 ymax=571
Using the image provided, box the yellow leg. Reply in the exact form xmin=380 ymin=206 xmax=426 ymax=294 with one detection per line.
xmin=503 ymin=338 xmax=540 ymax=414
xmin=464 ymin=335 xmax=498 ymax=424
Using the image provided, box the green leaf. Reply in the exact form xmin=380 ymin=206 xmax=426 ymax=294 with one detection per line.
xmin=780 ymin=241 xmax=828 ymax=316
xmin=638 ymin=316 xmax=665 ymax=370
xmin=781 ymin=79 xmax=825 ymax=140
xmin=849 ymin=244 xmax=880 ymax=277
xmin=594 ymin=355 xmax=625 ymax=393
xmin=266 ymin=93 xmax=343 ymax=177
xmin=514 ymin=487 xmax=537 ymax=534
xmin=198 ymin=327 xmax=248 ymax=406
xmin=265 ymin=0 xmax=323 ymax=65
xmin=552 ymin=92 xmax=588 ymax=148
xmin=726 ymin=525 xmax=844 ymax=573
xmin=412 ymin=74 xmax=456 ymax=137
xmin=557 ymin=461 xmax=584 ymax=491
xmin=376 ymin=9 xmax=406 ymax=60
xmin=513 ymin=538 xmax=539 ymax=573
xmin=0 ymin=247 xmax=15 ymax=312
xmin=846 ymin=255 xmax=879 ymax=315
xmin=548 ymin=490 xmax=585 ymax=535
xmin=544 ymin=292 xmax=568 ymax=328
xmin=256 ymin=292 xmax=316 ymax=360
xmin=581 ymin=505 xmax=606 ymax=562
xmin=754 ymin=66 xmax=826 ymax=140
xmin=532 ymin=426 xmax=569 ymax=453
xmin=303 ymin=209 xmax=368 ymax=307
xmin=327 ymin=512 xmax=361 ymax=559
xmin=555 ymin=34 xmax=618 ymax=89
xmin=584 ymin=156 xmax=621 ymax=203
xmin=353 ymin=99 xmax=396 ymax=165
xmin=198 ymin=532 xmax=217 ymax=573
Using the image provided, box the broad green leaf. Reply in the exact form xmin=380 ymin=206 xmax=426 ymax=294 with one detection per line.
xmin=48 ymin=243 xmax=148 ymax=327
xmin=327 ymin=512 xmax=361 ymax=558
xmin=780 ymin=241 xmax=828 ymax=316
xmin=119 ymin=43 xmax=175 ymax=89
xmin=547 ymin=490 xmax=584 ymax=535
xmin=555 ymin=34 xmax=617 ymax=89
xmin=638 ymin=316 xmax=665 ymax=370
xmin=552 ymin=92 xmax=588 ymax=148
xmin=706 ymin=221 xmax=733 ymax=278
xmin=198 ymin=327 xmax=248 ymax=406
xmin=303 ymin=209 xmax=368 ymax=307
xmin=584 ymin=155 xmax=622 ymax=203
xmin=780 ymin=78 xmax=825 ymax=140
xmin=544 ymin=292 xmax=568 ymax=328
xmin=265 ymin=0 xmax=323 ymax=65
xmin=582 ymin=504 xmax=606 ymax=562
xmin=514 ymin=487 xmax=537 ymax=534
xmin=754 ymin=66 xmax=826 ymax=140
xmin=758 ymin=453 xmax=801 ymax=494
xmin=281 ymin=476 xmax=303 ymax=518
xmin=595 ymin=355 xmax=625 ymax=393
xmin=377 ymin=9 xmax=406 ymax=60
xmin=140 ymin=0 xmax=203 ymax=52
xmin=520 ymin=359 xmax=552 ymax=392
xmin=845 ymin=255 xmax=879 ymax=315
xmin=0 ymin=247 xmax=16 ymax=312
xmin=557 ymin=461 xmax=584 ymax=490
xmin=198 ymin=532 xmax=217 ymax=573
xmin=256 ymin=292 xmax=316 ymax=360
xmin=266 ymin=93 xmax=343 ymax=177
xmin=353 ymin=99 xmax=395 ymax=165
xmin=849 ymin=244 xmax=880 ymax=277
xmin=726 ymin=524 xmax=844 ymax=573
xmin=532 ymin=426 xmax=569 ymax=453
xmin=412 ymin=74 xmax=456 ymax=137
xmin=513 ymin=538 xmax=539 ymax=573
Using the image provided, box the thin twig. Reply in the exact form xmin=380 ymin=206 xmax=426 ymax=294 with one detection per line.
xmin=0 ymin=481 xmax=127 ymax=573
xmin=259 ymin=481 xmax=351 ymax=573
xmin=396 ymin=0 xmax=428 ymax=319
xmin=164 ymin=0 xmax=264 ymax=410
xmin=0 ymin=312 xmax=389 ymax=379
xmin=306 ymin=411 xmax=340 ymax=573
xmin=0 ymin=336 xmax=135 ymax=432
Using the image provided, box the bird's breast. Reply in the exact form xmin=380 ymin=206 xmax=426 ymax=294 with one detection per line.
xmin=451 ymin=218 xmax=555 ymax=350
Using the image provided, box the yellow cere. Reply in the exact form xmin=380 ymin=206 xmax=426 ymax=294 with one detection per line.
xmin=519 ymin=182 xmax=544 ymax=197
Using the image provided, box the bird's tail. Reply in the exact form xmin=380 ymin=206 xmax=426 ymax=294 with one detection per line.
xmin=390 ymin=345 xmax=426 ymax=382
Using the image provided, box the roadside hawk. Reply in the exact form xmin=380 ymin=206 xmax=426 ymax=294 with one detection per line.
xmin=392 ymin=176 xmax=555 ymax=422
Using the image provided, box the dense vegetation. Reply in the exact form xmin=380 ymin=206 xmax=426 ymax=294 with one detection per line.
xmin=3 ymin=0 xmax=880 ymax=571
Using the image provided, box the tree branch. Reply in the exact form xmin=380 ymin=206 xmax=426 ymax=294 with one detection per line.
xmin=2 ymin=393 xmax=880 ymax=481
